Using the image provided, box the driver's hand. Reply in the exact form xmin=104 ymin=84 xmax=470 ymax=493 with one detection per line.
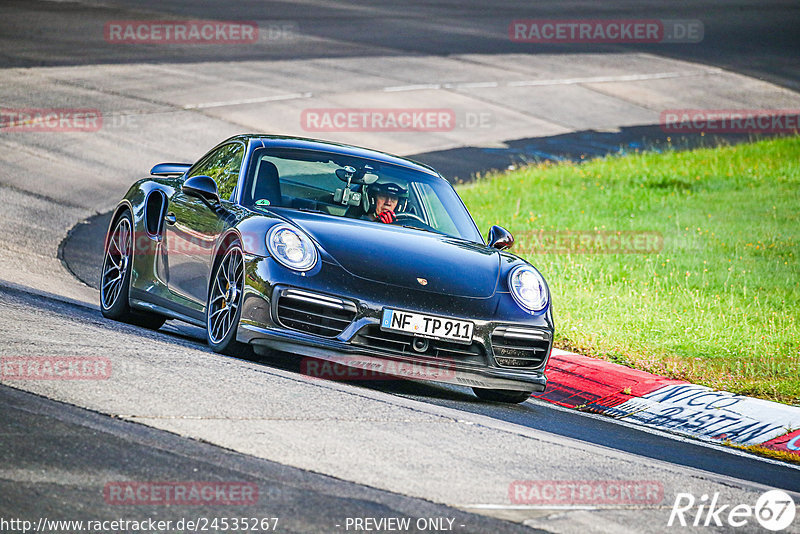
xmin=377 ymin=210 xmax=396 ymax=224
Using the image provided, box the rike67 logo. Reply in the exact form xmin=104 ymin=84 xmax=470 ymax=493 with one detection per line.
xmin=668 ymin=490 xmax=796 ymax=531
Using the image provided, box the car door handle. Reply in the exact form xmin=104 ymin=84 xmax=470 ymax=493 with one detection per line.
xmin=164 ymin=212 xmax=177 ymax=225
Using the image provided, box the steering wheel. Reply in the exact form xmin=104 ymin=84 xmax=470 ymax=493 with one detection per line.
xmin=396 ymin=212 xmax=425 ymax=224
xmin=395 ymin=212 xmax=437 ymax=232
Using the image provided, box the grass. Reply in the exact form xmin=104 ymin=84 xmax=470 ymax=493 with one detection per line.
xmin=729 ymin=443 xmax=800 ymax=466
xmin=458 ymin=136 xmax=800 ymax=405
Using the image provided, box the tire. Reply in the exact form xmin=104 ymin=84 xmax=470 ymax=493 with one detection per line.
xmin=472 ymin=388 xmax=532 ymax=404
xmin=100 ymin=210 xmax=166 ymax=330
xmin=206 ymin=241 xmax=252 ymax=358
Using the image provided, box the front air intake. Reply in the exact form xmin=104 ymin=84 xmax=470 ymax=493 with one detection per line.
xmin=491 ymin=326 xmax=551 ymax=368
xmin=274 ymin=288 xmax=357 ymax=338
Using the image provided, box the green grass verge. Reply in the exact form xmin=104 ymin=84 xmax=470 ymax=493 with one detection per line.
xmin=458 ymin=136 xmax=800 ymax=405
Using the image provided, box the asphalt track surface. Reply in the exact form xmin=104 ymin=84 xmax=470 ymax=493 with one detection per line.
xmin=2 ymin=1 xmax=800 ymax=533
xmin=1 ymin=384 xmax=533 ymax=534
xmin=7 ymin=281 xmax=799 ymax=493
xmin=2 ymin=0 xmax=798 ymax=91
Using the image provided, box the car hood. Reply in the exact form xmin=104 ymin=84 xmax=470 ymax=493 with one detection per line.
xmin=286 ymin=212 xmax=500 ymax=298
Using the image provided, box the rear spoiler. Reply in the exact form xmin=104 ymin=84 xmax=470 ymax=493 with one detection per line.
xmin=150 ymin=163 xmax=191 ymax=176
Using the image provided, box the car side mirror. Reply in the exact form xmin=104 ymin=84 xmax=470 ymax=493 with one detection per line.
xmin=488 ymin=225 xmax=514 ymax=250
xmin=182 ymin=175 xmax=220 ymax=206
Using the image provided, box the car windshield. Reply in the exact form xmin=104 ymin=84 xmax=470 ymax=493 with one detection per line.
xmin=240 ymin=147 xmax=483 ymax=243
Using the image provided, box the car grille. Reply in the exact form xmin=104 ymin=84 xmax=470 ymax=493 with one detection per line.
xmin=274 ymin=288 xmax=357 ymax=338
xmin=491 ymin=326 xmax=551 ymax=368
xmin=351 ymin=325 xmax=485 ymax=365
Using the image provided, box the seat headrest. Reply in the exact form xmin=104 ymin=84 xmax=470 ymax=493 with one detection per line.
xmin=251 ymin=161 xmax=281 ymax=207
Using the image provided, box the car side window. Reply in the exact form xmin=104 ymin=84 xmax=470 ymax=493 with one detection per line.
xmin=188 ymin=143 xmax=244 ymax=201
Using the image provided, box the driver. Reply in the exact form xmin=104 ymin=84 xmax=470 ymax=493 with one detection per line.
xmin=363 ymin=182 xmax=408 ymax=224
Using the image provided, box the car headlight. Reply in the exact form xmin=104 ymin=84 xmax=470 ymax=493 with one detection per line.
xmin=267 ymin=224 xmax=318 ymax=271
xmin=508 ymin=265 xmax=549 ymax=313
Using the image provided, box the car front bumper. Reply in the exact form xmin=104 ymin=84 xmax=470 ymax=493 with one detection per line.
xmin=237 ymin=256 xmax=553 ymax=393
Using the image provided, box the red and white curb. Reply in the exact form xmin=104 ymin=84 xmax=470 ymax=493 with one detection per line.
xmin=532 ymin=349 xmax=800 ymax=459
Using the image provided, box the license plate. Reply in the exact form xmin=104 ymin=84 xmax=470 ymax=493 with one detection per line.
xmin=381 ymin=309 xmax=474 ymax=345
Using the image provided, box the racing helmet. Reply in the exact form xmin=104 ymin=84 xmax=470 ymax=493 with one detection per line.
xmin=362 ymin=181 xmax=408 ymax=214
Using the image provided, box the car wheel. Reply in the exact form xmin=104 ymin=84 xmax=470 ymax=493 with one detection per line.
xmin=472 ymin=388 xmax=532 ymax=404
xmin=100 ymin=210 xmax=165 ymax=330
xmin=206 ymin=241 xmax=252 ymax=358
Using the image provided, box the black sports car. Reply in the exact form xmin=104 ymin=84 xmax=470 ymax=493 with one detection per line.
xmin=101 ymin=135 xmax=554 ymax=403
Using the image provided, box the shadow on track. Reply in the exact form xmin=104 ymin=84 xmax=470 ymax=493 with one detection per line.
xmin=2 ymin=0 xmax=798 ymax=91
xmin=3 ymin=281 xmax=799 ymax=492
xmin=0 ymin=384 xmax=534 ymax=533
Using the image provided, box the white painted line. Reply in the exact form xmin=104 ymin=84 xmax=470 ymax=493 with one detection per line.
xmin=183 ymin=92 xmax=313 ymax=109
xmin=507 ymin=70 xmax=721 ymax=87
xmin=613 ymin=383 xmax=800 ymax=446
xmin=459 ymin=504 xmax=669 ymax=510
xmin=527 ymin=397 xmax=800 ymax=472
xmin=383 ymin=83 xmax=442 ymax=92
xmin=382 ymin=70 xmax=721 ymax=93
xmin=445 ymin=81 xmax=500 ymax=89
xmin=461 ymin=504 xmax=601 ymax=511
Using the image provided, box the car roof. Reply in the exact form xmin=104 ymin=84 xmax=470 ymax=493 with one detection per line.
xmin=228 ymin=134 xmax=442 ymax=178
